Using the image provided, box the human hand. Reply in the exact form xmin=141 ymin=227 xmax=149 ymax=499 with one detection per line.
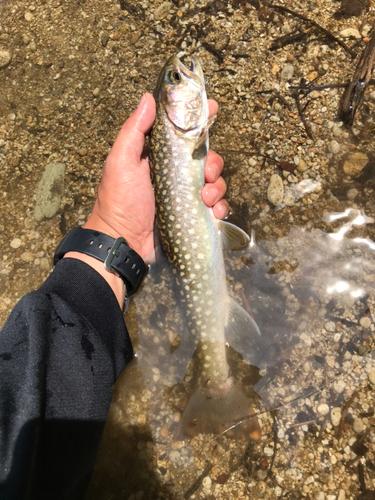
xmin=84 ymin=93 xmax=228 ymax=263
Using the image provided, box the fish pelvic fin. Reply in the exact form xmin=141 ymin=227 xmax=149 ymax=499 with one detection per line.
xmin=177 ymin=381 xmax=261 ymax=440
xmin=218 ymin=220 xmax=250 ymax=251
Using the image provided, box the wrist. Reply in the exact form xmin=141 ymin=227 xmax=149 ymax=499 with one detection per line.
xmin=64 ymin=252 xmax=126 ymax=310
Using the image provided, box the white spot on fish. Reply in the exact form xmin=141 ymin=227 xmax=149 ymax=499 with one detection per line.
xmin=185 ymin=254 xmax=191 ymax=260
xmin=194 ymin=263 xmax=201 ymax=270
xmin=198 ymin=253 xmax=204 ymax=259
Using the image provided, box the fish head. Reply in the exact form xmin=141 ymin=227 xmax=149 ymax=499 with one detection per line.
xmin=154 ymin=55 xmax=208 ymax=132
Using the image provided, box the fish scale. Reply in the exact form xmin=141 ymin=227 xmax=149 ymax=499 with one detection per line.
xmin=150 ymin=55 xmax=261 ymax=438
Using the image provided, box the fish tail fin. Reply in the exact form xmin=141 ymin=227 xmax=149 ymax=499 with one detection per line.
xmin=177 ymin=381 xmax=261 ymax=440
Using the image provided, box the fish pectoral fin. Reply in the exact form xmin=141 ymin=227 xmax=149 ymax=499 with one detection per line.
xmin=192 ymin=115 xmax=217 ymax=155
xmin=218 ymin=220 xmax=250 ymax=250
xmin=226 ymin=297 xmax=261 ymax=337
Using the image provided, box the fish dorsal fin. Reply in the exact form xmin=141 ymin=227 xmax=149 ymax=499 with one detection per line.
xmin=218 ymin=220 xmax=250 ymax=250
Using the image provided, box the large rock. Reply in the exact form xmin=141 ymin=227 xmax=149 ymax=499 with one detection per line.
xmin=34 ymin=162 xmax=65 ymax=221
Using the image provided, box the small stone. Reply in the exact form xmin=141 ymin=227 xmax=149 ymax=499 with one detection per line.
xmin=309 ymin=90 xmax=320 ymax=99
xmin=29 ymin=40 xmax=36 ymax=52
xmin=328 ymin=140 xmax=340 ymax=155
xmin=331 ymin=407 xmax=342 ymax=426
xmin=315 ymin=492 xmax=325 ymax=500
xmin=343 ymin=152 xmax=369 ymax=176
xmin=360 ymin=316 xmax=371 ymax=328
xmin=338 ymin=490 xmax=346 ymax=500
xmin=297 ymin=159 xmax=307 ymax=172
xmin=40 ymin=257 xmax=50 ymax=271
xmin=347 ymin=188 xmax=358 ymax=200
xmin=267 ymin=174 xmax=284 ymax=205
xmin=333 ymin=379 xmax=346 ymax=393
xmin=317 ymin=403 xmax=330 ymax=416
xmin=325 ymin=321 xmax=336 ymax=332
xmin=78 ymin=148 xmax=87 ymax=157
xmin=353 ymin=418 xmax=365 ymax=434
xmin=24 ymin=12 xmax=34 ymax=21
xmin=154 ymin=2 xmax=173 ymax=20
xmin=22 ymin=34 xmax=30 ymax=45
xmin=369 ymin=369 xmax=375 ymax=385
xmin=202 ymin=476 xmax=212 ymax=491
xmin=169 ymin=450 xmax=180 ymax=464
xmin=0 ymin=139 xmax=5 ymax=148
xmin=101 ymin=32 xmax=110 ymax=47
xmin=10 ymin=238 xmax=21 ymax=249
xmin=332 ymin=125 xmax=341 ymax=137
xmin=340 ymin=28 xmax=361 ymax=39
xmin=281 ymin=63 xmax=294 ymax=82
xmin=93 ymin=88 xmax=100 ymax=97
xmin=21 ymin=251 xmax=34 ymax=263
xmin=0 ymin=50 xmax=11 ymax=68
xmin=160 ymin=424 xmax=169 ymax=438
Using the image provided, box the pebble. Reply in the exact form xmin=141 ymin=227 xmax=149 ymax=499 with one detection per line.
xmin=338 ymin=490 xmax=346 ymax=500
xmin=24 ymin=12 xmax=34 ymax=21
xmin=343 ymin=152 xmax=369 ymax=176
xmin=21 ymin=251 xmax=34 ymax=263
xmin=202 ymin=476 xmax=212 ymax=491
xmin=360 ymin=316 xmax=371 ymax=328
xmin=10 ymin=238 xmax=21 ymax=249
xmin=267 ymin=174 xmax=284 ymax=205
xmin=353 ymin=418 xmax=365 ymax=434
xmin=101 ymin=32 xmax=110 ymax=47
xmin=369 ymin=369 xmax=375 ymax=385
xmin=328 ymin=140 xmax=340 ymax=155
xmin=297 ymin=159 xmax=307 ymax=173
xmin=22 ymin=34 xmax=30 ymax=45
xmin=0 ymin=50 xmax=11 ymax=68
xmin=340 ymin=28 xmax=361 ymax=39
xmin=168 ymin=450 xmax=180 ymax=464
xmin=154 ymin=2 xmax=173 ymax=20
xmin=93 ymin=88 xmax=100 ymax=97
xmin=331 ymin=407 xmax=342 ymax=426
xmin=317 ymin=403 xmax=330 ymax=416
xmin=333 ymin=379 xmax=346 ymax=393
xmin=346 ymin=188 xmax=358 ymax=200
xmin=325 ymin=321 xmax=336 ymax=332
xmin=332 ymin=125 xmax=341 ymax=137
xmin=34 ymin=162 xmax=66 ymax=222
xmin=315 ymin=493 xmax=325 ymax=500
xmin=281 ymin=63 xmax=294 ymax=82
xmin=0 ymin=139 xmax=5 ymax=148
xmin=78 ymin=148 xmax=87 ymax=157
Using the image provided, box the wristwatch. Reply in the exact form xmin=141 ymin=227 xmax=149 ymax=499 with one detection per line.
xmin=54 ymin=226 xmax=147 ymax=296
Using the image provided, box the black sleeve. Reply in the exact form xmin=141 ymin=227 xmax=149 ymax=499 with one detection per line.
xmin=0 ymin=258 xmax=133 ymax=500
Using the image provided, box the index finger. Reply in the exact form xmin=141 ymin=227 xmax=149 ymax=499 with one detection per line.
xmin=208 ymin=99 xmax=218 ymax=119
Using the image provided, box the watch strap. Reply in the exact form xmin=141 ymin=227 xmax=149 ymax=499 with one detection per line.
xmin=54 ymin=226 xmax=147 ymax=296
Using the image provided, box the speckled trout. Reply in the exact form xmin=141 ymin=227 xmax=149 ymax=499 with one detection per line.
xmin=150 ymin=55 xmax=261 ymax=438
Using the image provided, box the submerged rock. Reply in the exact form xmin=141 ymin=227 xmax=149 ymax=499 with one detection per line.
xmin=34 ymin=162 xmax=66 ymax=221
xmin=343 ymin=152 xmax=369 ymax=176
xmin=267 ymin=174 xmax=284 ymax=206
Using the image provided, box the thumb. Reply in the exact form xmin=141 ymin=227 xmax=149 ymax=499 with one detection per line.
xmin=107 ymin=93 xmax=156 ymax=167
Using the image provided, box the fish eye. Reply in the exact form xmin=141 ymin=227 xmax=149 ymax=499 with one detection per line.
xmin=168 ymin=70 xmax=181 ymax=84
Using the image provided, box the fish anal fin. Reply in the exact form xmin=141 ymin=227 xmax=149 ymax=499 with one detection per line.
xmin=226 ymin=297 xmax=261 ymax=337
xmin=177 ymin=382 xmax=261 ymax=441
xmin=218 ymin=220 xmax=250 ymax=251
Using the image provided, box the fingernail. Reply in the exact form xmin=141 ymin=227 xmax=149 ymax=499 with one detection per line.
xmin=138 ymin=94 xmax=147 ymax=109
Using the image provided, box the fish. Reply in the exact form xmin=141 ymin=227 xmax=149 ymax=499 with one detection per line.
xmin=149 ymin=55 xmax=261 ymax=438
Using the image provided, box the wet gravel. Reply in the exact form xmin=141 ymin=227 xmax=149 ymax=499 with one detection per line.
xmin=1 ymin=0 xmax=375 ymax=499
